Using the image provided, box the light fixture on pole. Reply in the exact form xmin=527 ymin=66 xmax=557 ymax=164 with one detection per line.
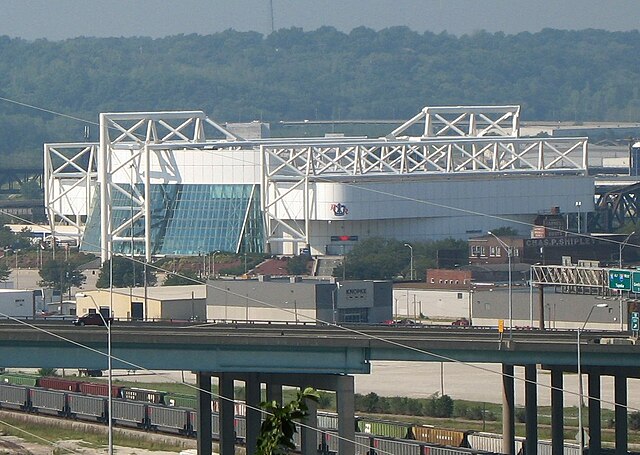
xmin=211 ymin=250 xmax=221 ymax=279
xmin=619 ymin=231 xmax=635 ymax=268
xmin=488 ymin=231 xmax=513 ymax=339
xmin=577 ymin=302 xmax=608 ymax=453
xmin=404 ymin=243 xmax=414 ymax=281
xmin=575 ymin=201 xmax=582 ymax=234
xmin=76 ymin=292 xmax=113 ymax=455
xmin=331 ymin=282 xmax=342 ymax=324
xmin=618 ymin=231 xmax=635 ymax=331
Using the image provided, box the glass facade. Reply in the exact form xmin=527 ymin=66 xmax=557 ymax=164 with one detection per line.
xmin=81 ymin=184 xmax=263 ymax=256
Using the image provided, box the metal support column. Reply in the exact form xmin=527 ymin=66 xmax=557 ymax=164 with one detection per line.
xmin=524 ymin=364 xmax=538 ymax=455
xmin=245 ymin=373 xmax=261 ymax=455
xmin=614 ymin=374 xmax=628 ymax=454
xmin=196 ymin=372 xmax=212 ymax=455
xmin=336 ymin=375 xmax=355 ymax=455
xmin=301 ymin=388 xmax=318 ymax=455
xmin=551 ymin=368 xmax=564 ymax=455
xmin=588 ymin=372 xmax=602 ymax=455
xmin=538 ymin=284 xmax=545 ymax=329
xmin=219 ymin=373 xmax=235 ymax=455
xmin=502 ymin=364 xmax=515 ymax=455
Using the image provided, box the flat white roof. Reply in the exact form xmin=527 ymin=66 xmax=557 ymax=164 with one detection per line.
xmin=82 ymin=285 xmax=206 ymax=301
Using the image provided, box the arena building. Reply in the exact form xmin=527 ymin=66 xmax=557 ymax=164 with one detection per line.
xmin=44 ymin=105 xmax=593 ymax=262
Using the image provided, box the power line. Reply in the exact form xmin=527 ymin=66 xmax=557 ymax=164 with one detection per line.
xmin=1 ymin=97 xmax=639 ymax=448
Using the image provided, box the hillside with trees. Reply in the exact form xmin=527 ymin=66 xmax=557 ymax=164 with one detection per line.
xmin=1 ymin=27 xmax=640 ymax=164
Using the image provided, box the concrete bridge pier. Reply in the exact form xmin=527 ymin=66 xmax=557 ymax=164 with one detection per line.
xmin=218 ymin=373 xmax=236 ymax=455
xmin=336 ymin=375 xmax=355 ymax=455
xmin=301 ymin=391 xmax=318 ymax=455
xmin=205 ymin=372 xmax=354 ymax=455
xmin=588 ymin=371 xmax=602 ymax=455
xmin=614 ymin=373 xmax=628 ymax=454
xmin=266 ymin=379 xmax=282 ymax=404
xmin=245 ymin=373 xmax=261 ymax=455
xmin=551 ymin=368 xmax=564 ymax=455
xmin=196 ymin=372 xmax=213 ymax=455
xmin=524 ymin=364 xmax=538 ymax=455
xmin=502 ymin=363 xmax=515 ymax=455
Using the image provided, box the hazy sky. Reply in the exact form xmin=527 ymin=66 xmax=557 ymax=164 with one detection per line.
xmin=1 ymin=0 xmax=639 ymax=40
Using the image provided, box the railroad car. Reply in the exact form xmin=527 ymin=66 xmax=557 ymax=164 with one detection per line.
xmin=120 ymin=387 xmax=166 ymax=404
xmin=38 ymin=376 xmax=82 ymax=392
xmin=78 ymin=381 xmax=121 ymax=398
xmin=356 ymin=416 xmax=413 ymax=439
xmin=411 ymin=425 xmax=469 ymax=447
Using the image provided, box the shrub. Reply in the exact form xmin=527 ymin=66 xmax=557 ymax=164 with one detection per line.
xmin=465 ymin=406 xmax=485 ymax=421
xmin=37 ymin=368 xmax=57 ymax=377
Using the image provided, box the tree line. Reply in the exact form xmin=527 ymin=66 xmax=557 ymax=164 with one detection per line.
xmin=1 ymin=27 xmax=640 ymax=164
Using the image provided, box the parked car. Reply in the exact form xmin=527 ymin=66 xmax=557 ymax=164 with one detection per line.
xmin=452 ymin=317 xmax=470 ymax=326
xmin=73 ymin=313 xmax=112 ymax=326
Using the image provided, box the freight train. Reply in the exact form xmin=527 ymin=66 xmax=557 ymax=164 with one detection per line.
xmin=0 ymin=373 xmax=498 ymax=455
xmin=0 ymin=373 xmax=580 ymax=455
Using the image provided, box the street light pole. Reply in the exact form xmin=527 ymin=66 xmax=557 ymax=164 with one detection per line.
xmin=619 ymin=231 xmax=635 ymax=268
xmin=488 ymin=231 xmax=513 ymax=339
xmin=76 ymin=292 xmax=113 ymax=455
xmin=577 ymin=302 xmax=608 ymax=453
xmin=211 ymin=250 xmax=220 ymax=279
xmin=404 ymin=243 xmax=414 ymax=281
xmin=575 ymin=201 xmax=582 ymax=234
xmin=331 ymin=282 xmax=341 ymax=324
xmin=619 ymin=231 xmax=635 ymax=331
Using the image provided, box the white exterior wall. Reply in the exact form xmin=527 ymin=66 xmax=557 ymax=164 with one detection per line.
xmin=0 ymin=290 xmax=34 ymax=317
xmin=50 ymin=179 xmax=94 ymax=217
xmin=393 ymin=289 xmax=471 ymax=320
xmin=58 ymin=142 xmax=596 ymax=256
xmin=208 ymin=304 xmax=316 ymax=322
xmin=271 ymin=174 xmax=595 ymax=255
xmin=109 ymin=148 xmax=261 ymax=185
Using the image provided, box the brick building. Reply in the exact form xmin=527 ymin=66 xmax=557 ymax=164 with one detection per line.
xmin=425 ymin=269 xmax=472 ymax=289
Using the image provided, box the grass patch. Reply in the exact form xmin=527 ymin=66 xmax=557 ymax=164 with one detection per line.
xmin=0 ymin=415 xmax=183 ymax=452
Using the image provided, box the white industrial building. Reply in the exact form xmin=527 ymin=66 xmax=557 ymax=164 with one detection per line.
xmin=44 ymin=105 xmax=593 ymax=261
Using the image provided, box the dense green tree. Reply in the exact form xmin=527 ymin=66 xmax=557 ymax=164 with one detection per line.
xmin=162 ymin=270 xmax=200 ymax=286
xmin=335 ymin=237 xmax=467 ymax=281
xmin=2 ymin=29 xmax=640 ymax=164
xmin=286 ymin=255 xmax=311 ymax=275
xmin=95 ymin=256 xmax=157 ymax=288
xmin=19 ymin=180 xmax=43 ymax=200
xmin=39 ymin=259 xmax=86 ymax=296
xmin=0 ymin=226 xmax=31 ymax=250
xmin=0 ymin=262 xmax=10 ymax=282
xmin=488 ymin=227 xmax=520 ymax=237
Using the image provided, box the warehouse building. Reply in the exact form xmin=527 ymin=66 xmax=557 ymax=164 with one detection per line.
xmin=75 ymin=285 xmax=206 ymax=321
xmin=206 ymin=277 xmax=392 ymax=324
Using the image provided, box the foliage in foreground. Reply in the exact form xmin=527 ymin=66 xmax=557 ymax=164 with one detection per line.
xmin=257 ymin=387 xmax=319 ymax=455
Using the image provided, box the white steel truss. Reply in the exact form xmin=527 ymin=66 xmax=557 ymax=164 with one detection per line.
xmin=531 ymin=264 xmax=608 ymax=288
xmin=98 ymin=111 xmax=243 ymax=263
xmin=44 ymin=105 xmax=590 ymax=260
xmin=261 ymin=135 xmax=588 ymax=248
xmin=44 ymin=143 xmax=98 ymax=244
xmin=390 ymin=105 xmax=521 ymax=138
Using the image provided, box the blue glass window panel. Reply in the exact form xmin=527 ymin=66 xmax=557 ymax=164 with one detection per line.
xmin=81 ymin=184 xmax=263 ymax=256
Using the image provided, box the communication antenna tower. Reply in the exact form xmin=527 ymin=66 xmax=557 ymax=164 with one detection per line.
xmin=269 ymin=0 xmax=274 ymax=33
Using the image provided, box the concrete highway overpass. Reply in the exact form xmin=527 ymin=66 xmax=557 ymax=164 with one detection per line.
xmin=0 ymin=321 xmax=638 ymax=455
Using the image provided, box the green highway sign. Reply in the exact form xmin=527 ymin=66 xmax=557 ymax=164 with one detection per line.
xmin=633 ymin=272 xmax=640 ymax=293
xmin=608 ymin=269 xmax=631 ymax=291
